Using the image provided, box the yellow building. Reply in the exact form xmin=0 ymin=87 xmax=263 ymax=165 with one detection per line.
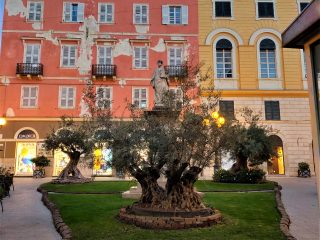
xmin=199 ymin=0 xmax=315 ymax=176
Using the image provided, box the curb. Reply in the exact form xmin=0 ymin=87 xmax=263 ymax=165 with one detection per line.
xmin=37 ymin=187 xmax=72 ymax=240
xmin=273 ymin=183 xmax=297 ymax=240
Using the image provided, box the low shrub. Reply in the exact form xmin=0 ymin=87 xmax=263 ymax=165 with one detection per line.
xmin=213 ymin=169 xmax=266 ymax=184
xmin=298 ymin=162 xmax=311 ymax=177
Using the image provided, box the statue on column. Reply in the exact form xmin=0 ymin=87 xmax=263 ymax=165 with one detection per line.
xmin=151 ymin=60 xmax=169 ymax=108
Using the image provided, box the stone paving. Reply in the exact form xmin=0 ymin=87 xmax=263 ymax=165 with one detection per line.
xmin=269 ymin=176 xmax=320 ymax=240
xmin=0 ymin=178 xmax=61 ymax=240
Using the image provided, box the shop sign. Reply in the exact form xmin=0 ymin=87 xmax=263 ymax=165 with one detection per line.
xmin=17 ymin=130 xmax=37 ymax=139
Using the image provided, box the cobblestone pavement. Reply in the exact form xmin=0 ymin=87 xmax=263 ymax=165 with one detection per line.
xmin=268 ymin=176 xmax=319 ymax=240
xmin=0 ymin=178 xmax=61 ymax=240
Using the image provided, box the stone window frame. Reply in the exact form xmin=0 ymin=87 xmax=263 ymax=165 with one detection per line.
xmin=23 ymin=43 xmax=41 ymax=64
xmin=27 ymin=1 xmax=44 ymax=22
xmin=58 ymin=86 xmax=76 ymax=109
xmin=20 ymin=85 xmax=39 ymax=108
xmin=98 ymin=2 xmax=114 ymax=24
xmin=133 ymin=4 xmax=149 ymax=25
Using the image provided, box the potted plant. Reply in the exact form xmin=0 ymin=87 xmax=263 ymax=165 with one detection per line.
xmin=298 ymin=162 xmax=311 ymax=178
xmin=31 ymin=156 xmax=50 ymax=178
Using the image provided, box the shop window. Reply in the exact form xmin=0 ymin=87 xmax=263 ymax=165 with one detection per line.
xmin=267 ymin=135 xmax=285 ymax=175
xmin=93 ymin=148 xmax=113 ymax=176
xmin=265 ymin=101 xmax=280 ymax=120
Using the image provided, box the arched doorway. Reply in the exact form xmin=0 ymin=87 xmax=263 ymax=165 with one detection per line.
xmin=267 ymin=135 xmax=285 ymax=175
xmin=15 ymin=128 xmax=39 ymax=176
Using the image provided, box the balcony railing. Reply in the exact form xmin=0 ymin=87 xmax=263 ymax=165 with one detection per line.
xmin=92 ymin=64 xmax=116 ymax=78
xmin=16 ymin=63 xmax=43 ymax=76
xmin=165 ymin=65 xmax=188 ymax=78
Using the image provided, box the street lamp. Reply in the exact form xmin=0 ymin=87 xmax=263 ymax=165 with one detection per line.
xmin=0 ymin=117 xmax=6 ymax=129
xmin=203 ymin=111 xmax=226 ymax=173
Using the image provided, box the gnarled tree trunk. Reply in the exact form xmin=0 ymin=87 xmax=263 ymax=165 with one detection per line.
xmin=230 ymin=154 xmax=248 ymax=173
xmin=161 ymin=166 xmax=205 ymax=210
xmin=56 ymin=151 xmax=85 ymax=181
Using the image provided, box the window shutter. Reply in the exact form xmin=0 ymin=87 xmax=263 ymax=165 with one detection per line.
xmin=29 ymin=3 xmax=35 ymax=20
xmin=141 ymin=47 xmax=147 ymax=68
xmin=62 ymin=46 xmax=69 ymax=66
xmin=35 ymin=3 xmax=42 ymax=20
xmin=134 ymin=5 xmax=140 ymax=24
xmin=182 ymin=5 xmax=188 ymax=24
xmin=77 ymin=3 xmax=84 ymax=22
xmin=32 ymin=45 xmax=40 ymax=63
xmin=162 ymin=5 xmax=169 ymax=24
xmin=100 ymin=4 xmax=106 ymax=22
xmin=69 ymin=46 xmax=76 ymax=66
xmin=272 ymin=101 xmax=280 ymax=120
xmin=142 ymin=5 xmax=148 ymax=23
xmin=169 ymin=48 xmax=175 ymax=65
xmin=176 ymin=48 xmax=182 ymax=65
xmin=64 ymin=3 xmax=71 ymax=22
xmin=106 ymin=47 xmax=112 ymax=64
xmin=25 ymin=45 xmax=33 ymax=63
xmin=134 ymin=48 xmax=140 ymax=68
xmin=107 ymin=4 xmax=113 ymax=22
xmin=265 ymin=101 xmax=280 ymax=120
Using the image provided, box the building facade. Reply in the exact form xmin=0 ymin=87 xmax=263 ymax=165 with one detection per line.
xmin=0 ymin=0 xmax=198 ymax=176
xmin=199 ymin=0 xmax=315 ymax=176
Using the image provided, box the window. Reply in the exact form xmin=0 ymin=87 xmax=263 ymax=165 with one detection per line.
xmin=168 ymin=47 xmax=183 ymax=66
xmin=219 ymin=100 xmax=235 ymax=119
xmin=59 ymin=87 xmax=76 ymax=109
xmin=96 ymin=87 xmax=112 ymax=109
xmin=98 ymin=3 xmax=114 ymax=23
xmin=21 ymin=86 xmax=38 ymax=108
xmin=61 ymin=45 xmax=77 ymax=67
xmin=298 ymin=1 xmax=309 ymax=13
xmin=133 ymin=88 xmax=147 ymax=109
xmin=98 ymin=46 xmax=112 ymax=65
xmin=133 ymin=47 xmax=148 ymax=69
xmin=265 ymin=101 xmax=280 ymax=120
xmin=63 ymin=2 xmax=84 ymax=22
xmin=24 ymin=44 xmax=40 ymax=63
xmin=259 ymin=39 xmax=277 ymax=78
xmin=134 ymin=4 xmax=148 ymax=24
xmin=256 ymin=0 xmax=275 ymax=18
xmin=216 ymin=39 xmax=233 ymax=78
xmin=27 ymin=1 xmax=43 ymax=21
xmin=214 ymin=0 xmax=232 ymax=18
xmin=162 ymin=5 xmax=188 ymax=25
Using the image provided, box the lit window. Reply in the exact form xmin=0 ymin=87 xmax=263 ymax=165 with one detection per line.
xmin=63 ymin=2 xmax=84 ymax=22
xmin=133 ymin=88 xmax=148 ymax=109
xmin=96 ymin=87 xmax=112 ymax=109
xmin=259 ymin=39 xmax=277 ymax=78
xmin=214 ymin=0 xmax=232 ymax=18
xmin=162 ymin=5 xmax=188 ymax=25
xmin=216 ymin=39 xmax=233 ymax=78
xmin=134 ymin=4 xmax=148 ymax=24
xmin=256 ymin=0 xmax=275 ymax=18
xmin=265 ymin=101 xmax=280 ymax=120
xmin=133 ymin=47 xmax=148 ymax=69
xmin=61 ymin=45 xmax=77 ymax=67
xmin=59 ymin=87 xmax=76 ymax=109
xmin=21 ymin=86 xmax=38 ymax=108
xmin=27 ymin=1 xmax=43 ymax=21
xmin=99 ymin=3 xmax=114 ymax=23
xmin=24 ymin=44 xmax=40 ymax=64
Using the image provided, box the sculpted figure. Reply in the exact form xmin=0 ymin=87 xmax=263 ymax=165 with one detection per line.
xmin=151 ymin=60 xmax=169 ymax=107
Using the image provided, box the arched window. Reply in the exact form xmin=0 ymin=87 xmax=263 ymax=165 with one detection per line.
xmin=216 ymin=39 xmax=233 ymax=78
xmin=259 ymin=38 xmax=277 ymax=78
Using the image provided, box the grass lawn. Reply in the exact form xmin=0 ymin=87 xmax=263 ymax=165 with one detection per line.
xmin=48 ymin=191 xmax=284 ymax=240
xmin=41 ymin=180 xmax=274 ymax=193
xmin=41 ymin=181 xmax=137 ymax=193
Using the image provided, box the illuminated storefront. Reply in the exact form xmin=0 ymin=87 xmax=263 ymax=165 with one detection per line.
xmin=15 ymin=129 xmax=38 ymax=176
xmin=53 ymin=150 xmax=70 ymax=176
xmin=93 ymin=148 xmax=113 ymax=176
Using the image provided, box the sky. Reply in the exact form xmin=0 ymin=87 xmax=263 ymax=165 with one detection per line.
xmin=0 ymin=0 xmax=4 ymax=54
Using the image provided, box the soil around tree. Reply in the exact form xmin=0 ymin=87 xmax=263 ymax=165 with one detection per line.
xmin=118 ymin=204 xmax=222 ymax=230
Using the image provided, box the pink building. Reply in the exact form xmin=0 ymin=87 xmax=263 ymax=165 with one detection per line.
xmin=0 ymin=0 xmax=199 ymax=176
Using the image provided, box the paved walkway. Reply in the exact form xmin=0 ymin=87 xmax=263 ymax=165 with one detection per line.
xmin=269 ymin=177 xmax=320 ymax=240
xmin=0 ymin=178 xmax=61 ymax=240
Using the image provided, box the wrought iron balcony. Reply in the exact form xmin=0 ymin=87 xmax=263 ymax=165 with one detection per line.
xmin=165 ymin=65 xmax=188 ymax=78
xmin=16 ymin=63 xmax=43 ymax=76
xmin=92 ymin=64 xmax=116 ymax=78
